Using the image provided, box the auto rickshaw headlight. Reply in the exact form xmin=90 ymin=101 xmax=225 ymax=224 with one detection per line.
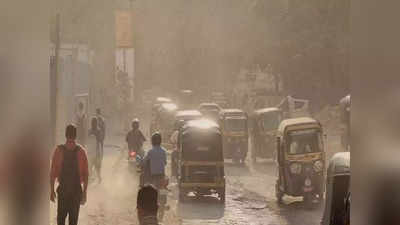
xmin=313 ymin=160 xmax=323 ymax=172
xmin=290 ymin=163 xmax=302 ymax=174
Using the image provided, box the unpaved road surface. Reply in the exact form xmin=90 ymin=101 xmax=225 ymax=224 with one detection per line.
xmin=50 ymin=133 xmax=342 ymax=225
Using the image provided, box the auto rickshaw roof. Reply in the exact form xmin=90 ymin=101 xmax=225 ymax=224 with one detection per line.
xmin=156 ymin=97 xmax=172 ymax=103
xmin=328 ymin=152 xmax=350 ymax=175
xmin=254 ymin=107 xmax=281 ymax=115
xmin=220 ymin=109 xmax=246 ymax=117
xmin=199 ymin=103 xmax=221 ymax=110
xmin=278 ymin=117 xmax=319 ymax=133
xmin=181 ymin=89 xmax=193 ymax=94
xmin=176 ymin=110 xmax=202 ymax=118
xmin=182 ymin=119 xmax=221 ymax=134
xmin=221 ymin=108 xmax=244 ymax=113
xmin=160 ymin=102 xmax=178 ymax=111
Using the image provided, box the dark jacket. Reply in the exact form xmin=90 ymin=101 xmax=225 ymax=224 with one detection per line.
xmin=126 ymin=129 xmax=146 ymax=151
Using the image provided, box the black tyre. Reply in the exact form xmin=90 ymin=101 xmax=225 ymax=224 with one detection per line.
xmin=219 ymin=188 xmax=226 ymax=203
xmin=275 ymin=182 xmax=283 ymax=204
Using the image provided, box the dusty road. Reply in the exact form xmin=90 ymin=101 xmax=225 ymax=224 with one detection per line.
xmin=50 ymin=133 xmax=342 ymax=225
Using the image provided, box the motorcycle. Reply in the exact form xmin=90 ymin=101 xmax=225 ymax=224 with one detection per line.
xmin=128 ymin=150 xmax=142 ymax=173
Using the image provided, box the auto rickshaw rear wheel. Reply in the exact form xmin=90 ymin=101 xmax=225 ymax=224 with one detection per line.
xmin=218 ymin=188 xmax=226 ymax=204
xmin=275 ymin=182 xmax=283 ymax=204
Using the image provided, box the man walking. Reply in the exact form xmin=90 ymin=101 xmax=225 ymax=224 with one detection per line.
xmin=96 ymin=108 xmax=106 ymax=152
xmin=50 ymin=124 xmax=89 ymax=225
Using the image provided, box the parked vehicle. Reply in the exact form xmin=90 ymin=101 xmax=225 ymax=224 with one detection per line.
xmin=220 ymin=109 xmax=248 ymax=164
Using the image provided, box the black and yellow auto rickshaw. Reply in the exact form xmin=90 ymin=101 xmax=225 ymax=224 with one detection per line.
xmin=321 ymin=152 xmax=350 ymax=225
xmin=250 ymin=108 xmax=283 ymax=162
xmin=275 ymin=117 xmax=325 ymax=205
xmin=177 ymin=119 xmax=226 ymax=203
xmin=219 ymin=109 xmax=248 ymax=164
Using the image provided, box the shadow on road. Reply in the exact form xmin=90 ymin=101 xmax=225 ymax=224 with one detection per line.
xmin=271 ymin=197 xmax=324 ymax=225
xmin=177 ymin=195 xmax=225 ymax=220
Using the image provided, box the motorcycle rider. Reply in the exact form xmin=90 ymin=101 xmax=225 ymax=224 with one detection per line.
xmin=126 ymin=118 xmax=146 ymax=159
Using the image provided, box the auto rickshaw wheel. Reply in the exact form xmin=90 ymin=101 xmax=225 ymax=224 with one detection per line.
xmin=275 ymin=182 xmax=283 ymax=204
xmin=218 ymin=188 xmax=226 ymax=204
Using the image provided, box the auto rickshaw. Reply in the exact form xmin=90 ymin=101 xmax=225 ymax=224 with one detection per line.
xmin=219 ymin=109 xmax=248 ymax=164
xmin=321 ymin=152 xmax=350 ymax=225
xmin=275 ymin=117 xmax=325 ymax=205
xmin=179 ymin=89 xmax=195 ymax=109
xmin=177 ymin=119 xmax=225 ymax=203
xmin=250 ymin=108 xmax=283 ymax=162
xmin=198 ymin=103 xmax=222 ymax=122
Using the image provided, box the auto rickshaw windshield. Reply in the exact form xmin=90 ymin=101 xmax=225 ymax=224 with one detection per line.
xmin=262 ymin=112 xmax=281 ymax=131
xmin=287 ymin=129 xmax=323 ymax=154
xmin=225 ymin=118 xmax=246 ymax=131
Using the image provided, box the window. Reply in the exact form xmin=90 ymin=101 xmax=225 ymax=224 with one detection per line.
xmin=287 ymin=129 xmax=322 ymax=154
xmin=225 ymin=118 xmax=246 ymax=131
xmin=262 ymin=112 xmax=282 ymax=131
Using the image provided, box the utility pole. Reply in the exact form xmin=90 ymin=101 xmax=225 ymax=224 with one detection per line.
xmin=51 ymin=13 xmax=61 ymax=146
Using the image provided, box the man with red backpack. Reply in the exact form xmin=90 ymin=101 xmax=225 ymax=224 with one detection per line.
xmin=50 ymin=124 xmax=89 ymax=225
